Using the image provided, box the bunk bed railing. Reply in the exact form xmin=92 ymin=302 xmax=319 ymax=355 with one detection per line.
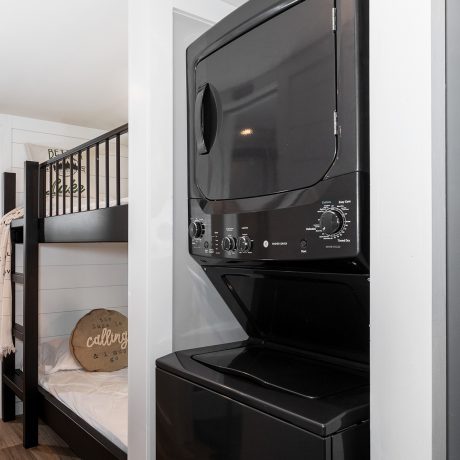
xmin=39 ymin=123 xmax=128 ymax=219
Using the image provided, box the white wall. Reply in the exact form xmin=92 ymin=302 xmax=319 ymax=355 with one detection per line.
xmin=370 ymin=1 xmax=446 ymax=459
xmin=15 ymin=244 xmax=128 ymax=341
xmin=0 ymin=115 xmax=128 ymax=415
xmin=0 ymin=115 xmax=103 ymax=192
xmin=128 ymin=1 xmax=237 ymax=459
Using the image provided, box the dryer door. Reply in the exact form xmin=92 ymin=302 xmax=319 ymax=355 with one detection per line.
xmin=193 ymin=0 xmax=337 ymax=200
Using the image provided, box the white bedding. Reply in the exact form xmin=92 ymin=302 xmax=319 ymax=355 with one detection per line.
xmin=46 ymin=196 xmax=129 ymax=217
xmin=39 ymin=368 xmax=128 ymax=452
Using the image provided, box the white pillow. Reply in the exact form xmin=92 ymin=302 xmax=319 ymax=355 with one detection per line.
xmin=39 ymin=337 xmax=82 ymax=375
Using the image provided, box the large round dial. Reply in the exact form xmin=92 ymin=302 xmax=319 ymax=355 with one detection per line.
xmin=189 ymin=220 xmax=205 ymax=239
xmin=319 ymin=210 xmax=344 ymax=235
xmin=222 ymin=236 xmax=237 ymax=252
xmin=237 ymin=236 xmax=252 ymax=253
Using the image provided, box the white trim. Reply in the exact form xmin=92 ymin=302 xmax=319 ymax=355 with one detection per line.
xmin=128 ymin=1 xmax=236 ymax=458
xmin=128 ymin=0 xmax=173 ymax=458
xmin=431 ymin=0 xmax=446 ymax=458
xmin=370 ymin=0 xmax=446 ymax=458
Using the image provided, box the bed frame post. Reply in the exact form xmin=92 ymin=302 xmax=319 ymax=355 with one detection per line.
xmin=22 ymin=162 xmax=39 ymax=448
xmin=1 ymin=172 xmax=16 ymax=422
xmin=38 ymin=166 xmax=46 ymax=219
xmin=3 ymin=172 xmax=16 ymax=215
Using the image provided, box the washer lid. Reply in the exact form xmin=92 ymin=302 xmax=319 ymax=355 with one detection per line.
xmin=157 ymin=342 xmax=369 ymax=437
xmin=193 ymin=345 xmax=368 ymax=400
xmin=193 ymin=0 xmax=337 ymax=200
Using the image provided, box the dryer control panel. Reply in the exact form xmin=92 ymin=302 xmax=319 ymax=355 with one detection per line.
xmin=188 ymin=173 xmax=368 ymax=264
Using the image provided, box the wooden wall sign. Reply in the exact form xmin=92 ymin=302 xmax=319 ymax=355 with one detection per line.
xmin=70 ymin=309 xmax=128 ymax=372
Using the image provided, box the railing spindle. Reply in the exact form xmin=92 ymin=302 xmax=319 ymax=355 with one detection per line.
xmin=69 ymin=154 xmax=73 ymax=213
xmin=86 ymin=147 xmax=90 ymax=211
xmin=95 ymin=143 xmax=99 ymax=209
xmin=39 ymin=166 xmax=46 ymax=218
xmin=105 ymin=139 xmax=110 ymax=208
xmin=78 ymin=151 xmax=82 ymax=212
xmin=116 ymin=134 xmax=121 ymax=206
xmin=55 ymin=162 xmax=59 ymax=216
xmin=49 ymin=164 xmax=53 ymax=217
xmin=38 ymin=124 xmax=126 ymax=217
xmin=62 ymin=159 xmax=66 ymax=214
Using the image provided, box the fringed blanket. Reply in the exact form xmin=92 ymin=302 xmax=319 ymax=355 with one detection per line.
xmin=0 ymin=207 xmax=24 ymax=358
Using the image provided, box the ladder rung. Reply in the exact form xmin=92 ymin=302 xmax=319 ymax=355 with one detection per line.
xmin=12 ymin=273 xmax=24 ymax=284
xmin=10 ymin=218 xmax=24 ymax=229
xmin=3 ymin=369 xmax=23 ymax=400
xmin=13 ymin=323 xmax=24 ymax=341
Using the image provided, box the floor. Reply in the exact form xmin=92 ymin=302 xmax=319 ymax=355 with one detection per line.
xmin=0 ymin=417 xmax=79 ymax=459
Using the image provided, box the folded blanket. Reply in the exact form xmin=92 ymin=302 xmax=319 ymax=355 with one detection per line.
xmin=0 ymin=207 xmax=24 ymax=358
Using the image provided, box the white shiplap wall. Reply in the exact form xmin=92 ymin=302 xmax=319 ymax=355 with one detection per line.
xmin=15 ymin=243 xmax=128 ymax=341
xmin=0 ymin=115 xmax=128 ymax=415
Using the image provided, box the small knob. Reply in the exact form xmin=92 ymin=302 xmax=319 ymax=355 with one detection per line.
xmin=189 ymin=220 xmax=205 ymax=239
xmin=319 ymin=210 xmax=344 ymax=235
xmin=222 ymin=236 xmax=237 ymax=252
xmin=237 ymin=236 xmax=252 ymax=253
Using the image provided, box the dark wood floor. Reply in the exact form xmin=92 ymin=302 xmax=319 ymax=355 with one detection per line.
xmin=0 ymin=417 xmax=79 ymax=459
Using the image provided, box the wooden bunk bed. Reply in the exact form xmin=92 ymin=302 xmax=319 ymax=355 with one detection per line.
xmin=1 ymin=124 xmax=128 ymax=460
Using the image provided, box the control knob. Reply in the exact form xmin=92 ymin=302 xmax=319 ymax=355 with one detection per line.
xmin=222 ymin=236 xmax=237 ymax=252
xmin=189 ymin=220 xmax=205 ymax=239
xmin=319 ymin=210 xmax=344 ymax=235
xmin=237 ymin=236 xmax=252 ymax=253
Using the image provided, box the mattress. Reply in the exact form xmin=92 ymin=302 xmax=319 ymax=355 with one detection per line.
xmin=46 ymin=196 xmax=129 ymax=217
xmin=39 ymin=368 xmax=128 ymax=452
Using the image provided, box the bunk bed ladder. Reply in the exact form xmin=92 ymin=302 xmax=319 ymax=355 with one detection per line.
xmin=2 ymin=172 xmax=18 ymax=423
xmin=1 ymin=163 xmax=40 ymax=448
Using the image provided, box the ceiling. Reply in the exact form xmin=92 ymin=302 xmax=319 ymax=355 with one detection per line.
xmin=0 ymin=0 xmax=128 ymax=130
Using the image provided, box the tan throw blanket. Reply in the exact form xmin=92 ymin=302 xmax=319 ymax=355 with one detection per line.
xmin=0 ymin=207 xmax=24 ymax=358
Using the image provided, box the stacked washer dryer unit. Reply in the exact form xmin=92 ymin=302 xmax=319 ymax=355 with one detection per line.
xmin=157 ymin=0 xmax=369 ymax=459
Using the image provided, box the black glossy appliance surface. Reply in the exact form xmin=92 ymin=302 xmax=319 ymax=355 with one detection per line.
xmin=204 ymin=269 xmax=369 ymax=364
xmin=194 ymin=0 xmax=336 ymax=201
xmin=192 ymin=345 xmax=367 ymax=399
xmin=187 ymin=0 xmax=369 ymax=268
xmin=157 ymin=342 xmax=370 ymax=460
xmin=190 ymin=172 xmax=369 ymax=268
xmin=157 ymin=0 xmax=370 ymax=458
xmin=188 ymin=0 xmax=369 ymax=204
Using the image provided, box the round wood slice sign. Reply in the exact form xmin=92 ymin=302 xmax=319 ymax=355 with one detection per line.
xmin=70 ymin=309 xmax=128 ymax=372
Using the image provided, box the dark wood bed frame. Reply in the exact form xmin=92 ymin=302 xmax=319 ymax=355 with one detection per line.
xmin=1 ymin=124 xmax=128 ymax=459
